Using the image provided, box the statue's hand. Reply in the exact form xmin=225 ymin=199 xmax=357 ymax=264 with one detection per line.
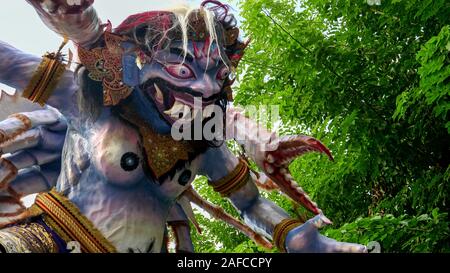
xmin=257 ymin=135 xmax=333 ymax=171
xmin=26 ymin=0 xmax=94 ymax=15
xmin=255 ymin=135 xmax=333 ymax=215
xmin=0 ymin=107 xmax=67 ymax=226
xmin=26 ymin=0 xmax=102 ymax=48
xmin=285 ymin=214 xmax=368 ymax=253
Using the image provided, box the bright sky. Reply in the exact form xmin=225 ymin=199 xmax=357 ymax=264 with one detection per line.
xmin=0 ymin=0 xmax=206 ymax=55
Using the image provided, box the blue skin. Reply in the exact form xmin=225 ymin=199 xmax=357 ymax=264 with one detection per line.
xmin=122 ymin=40 xmax=228 ymax=132
xmin=0 ymin=37 xmax=367 ymax=253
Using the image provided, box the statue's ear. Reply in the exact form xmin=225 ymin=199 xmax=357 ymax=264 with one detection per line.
xmin=122 ymin=54 xmax=140 ymax=87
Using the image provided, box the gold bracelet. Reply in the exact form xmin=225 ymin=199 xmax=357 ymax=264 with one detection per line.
xmin=273 ymin=218 xmax=303 ymax=253
xmin=208 ymin=158 xmax=250 ymax=197
xmin=22 ymin=53 xmax=66 ymax=106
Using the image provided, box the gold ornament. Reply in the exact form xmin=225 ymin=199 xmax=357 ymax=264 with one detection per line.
xmin=119 ymin=105 xmax=196 ymax=179
xmin=77 ymin=31 xmax=132 ymax=106
xmin=208 ymin=158 xmax=250 ymax=197
xmin=30 ymin=188 xmax=117 ymax=253
xmin=22 ymin=39 xmax=68 ymax=106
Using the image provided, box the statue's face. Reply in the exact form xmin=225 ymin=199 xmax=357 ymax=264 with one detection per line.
xmin=135 ymin=39 xmax=230 ymax=125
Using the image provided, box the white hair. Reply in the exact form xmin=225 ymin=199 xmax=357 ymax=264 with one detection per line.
xmin=162 ymin=4 xmax=229 ymax=68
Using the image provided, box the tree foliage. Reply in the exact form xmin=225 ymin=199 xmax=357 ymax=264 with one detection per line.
xmin=190 ymin=0 xmax=450 ymax=253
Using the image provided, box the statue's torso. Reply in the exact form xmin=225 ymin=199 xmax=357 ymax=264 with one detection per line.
xmin=56 ymin=110 xmax=201 ymax=253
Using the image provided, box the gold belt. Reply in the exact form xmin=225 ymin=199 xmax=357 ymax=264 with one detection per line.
xmin=29 ymin=188 xmax=117 ymax=253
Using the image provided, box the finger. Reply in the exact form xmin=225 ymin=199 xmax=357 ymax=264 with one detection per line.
xmin=0 ymin=109 xmax=61 ymax=145
xmin=0 ymin=158 xmax=17 ymax=189
xmin=9 ymin=160 xmax=61 ymax=196
xmin=310 ymin=213 xmax=333 ymax=228
xmin=0 ymin=149 xmax=61 ymax=190
xmin=271 ymin=136 xmax=333 ymax=166
xmin=38 ymin=127 xmax=66 ymax=151
xmin=46 ymin=118 xmax=68 ymax=132
xmin=1 ymin=127 xmax=65 ymax=154
xmin=321 ymin=236 xmax=368 ymax=253
xmin=319 ymin=235 xmax=367 ymax=253
xmin=0 ymin=187 xmax=25 ymax=219
xmin=0 ymin=129 xmax=40 ymax=154
xmin=61 ymin=0 xmax=94 ymax=14
xmin=263 ymin=164 xmax=322 ymax=215
xmin=3 ymin=149 xmax=61 ymax=170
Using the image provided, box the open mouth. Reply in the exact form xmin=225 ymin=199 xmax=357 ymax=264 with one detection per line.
xmin=141 ymin=80 xmax=218 ymax=124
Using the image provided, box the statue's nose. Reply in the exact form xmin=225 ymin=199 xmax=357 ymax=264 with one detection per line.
xmin=191 ymin=75 xmax=221 ymax=99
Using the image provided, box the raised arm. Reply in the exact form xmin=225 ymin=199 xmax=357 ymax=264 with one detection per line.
xmin=0 ymin=41 xmax=79 ymax=120
xmin=199 ymin=144 xmax=367 ymax=253
xmin=226 ymin=106 xmax=336 ymax=215
xmin=26 ymin=0 xmax=103 ymax=48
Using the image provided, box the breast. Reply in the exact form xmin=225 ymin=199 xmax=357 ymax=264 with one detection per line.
xmin=90 ymin=117 xmax=145 ymax=186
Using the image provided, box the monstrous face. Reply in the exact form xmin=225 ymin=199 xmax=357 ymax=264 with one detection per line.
xmin=131 ymin=39 xmax=230 ymax=126
xmin=114 ymin=9 xmax=244 ymax=135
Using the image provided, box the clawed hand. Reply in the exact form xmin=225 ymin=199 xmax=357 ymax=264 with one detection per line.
xmin=255 ymin=135 xmax=333 ymax=215
xmin=27 ymin=0 xmax=93 ymax=15
xmin=285 ymin=214 xmax=368 ymax=253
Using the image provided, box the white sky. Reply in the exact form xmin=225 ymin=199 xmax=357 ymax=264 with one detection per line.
xmin=0 ymin=0 xmax=205 ymax=55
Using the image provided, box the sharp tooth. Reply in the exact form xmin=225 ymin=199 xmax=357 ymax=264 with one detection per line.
xmin=164 ymin=101 xmax=184 ymax=116
xmin=164 ymin=101 xmax=193 ymax=121
xmin=178 ymin=104 xmax=192 ymax=120
xmin=154 ymin=84 xmax=164 ymax=103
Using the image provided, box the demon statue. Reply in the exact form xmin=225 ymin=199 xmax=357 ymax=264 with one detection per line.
xmin=0 ymin=0 xmax=367 ymax=253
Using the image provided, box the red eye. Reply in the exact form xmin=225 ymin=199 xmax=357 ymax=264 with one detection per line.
xmin=217 ymin=66 xmax=230 ymax=81
xmin=165 ymin=63 xmax=195 ymax=79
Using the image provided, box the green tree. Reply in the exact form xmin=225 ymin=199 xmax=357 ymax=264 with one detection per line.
xmin=190 ymin=0 xmax=450 ymax=253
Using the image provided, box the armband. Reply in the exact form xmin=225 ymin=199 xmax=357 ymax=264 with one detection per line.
xmin=273 ymin=218 xmax=303 ymax=253
xmin=22 ymin=40 xmax=68 ymax=106
xmin=208 ymin=158 xmax=250 ymax=197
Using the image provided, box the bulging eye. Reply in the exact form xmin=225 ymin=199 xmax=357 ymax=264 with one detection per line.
xmin=165 ymin=63 xmax=195 ymax=79
xmin=217 ymin=66 xmax=230 ymax=81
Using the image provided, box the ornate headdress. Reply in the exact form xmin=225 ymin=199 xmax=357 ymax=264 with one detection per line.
xmin=77 ymin=25 xmax=133 ymax=106
xmin=77 ymin=1 xmax=249 ymax=106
